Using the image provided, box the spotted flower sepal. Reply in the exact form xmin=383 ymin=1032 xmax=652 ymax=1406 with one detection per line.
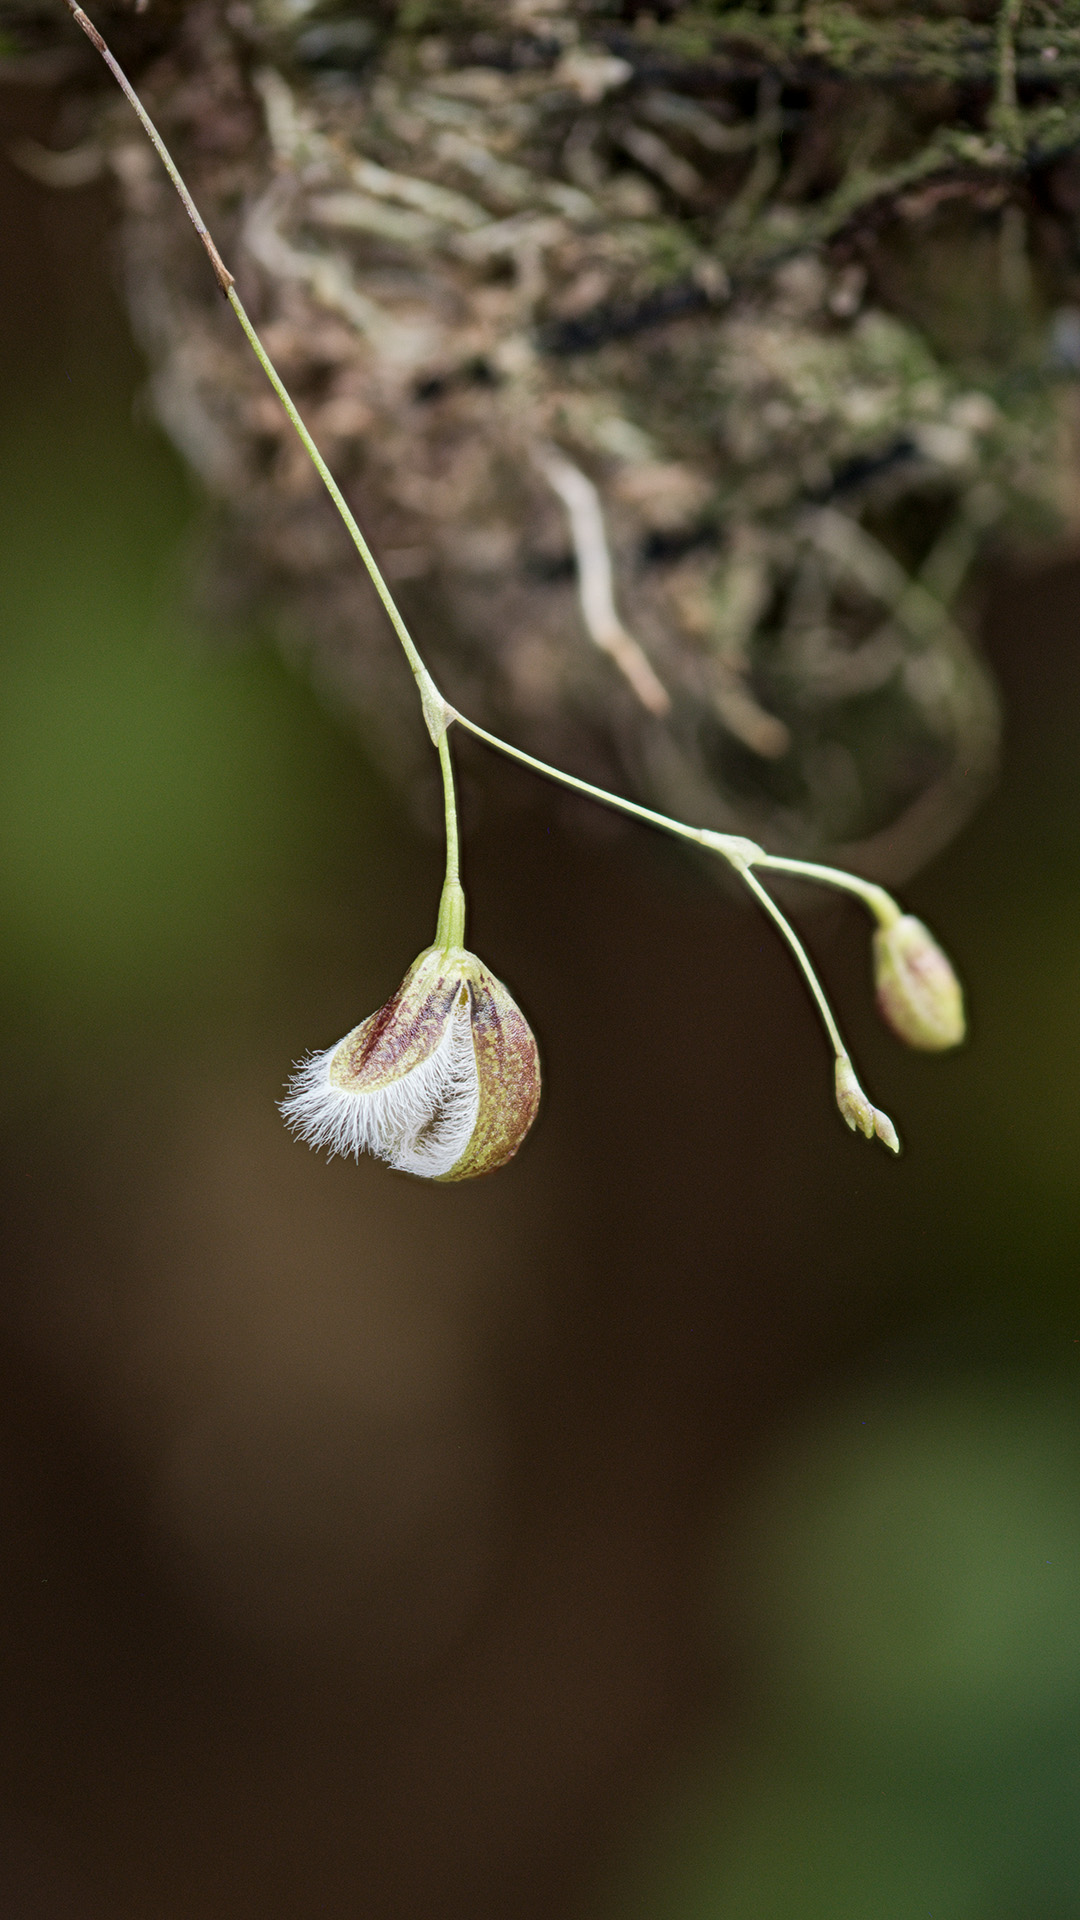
xmin=280 ymin=946 xmax=541 ymax=1180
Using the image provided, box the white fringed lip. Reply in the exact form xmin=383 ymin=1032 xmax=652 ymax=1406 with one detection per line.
xmin=280 ymin=946 xmax=541 ymax=1181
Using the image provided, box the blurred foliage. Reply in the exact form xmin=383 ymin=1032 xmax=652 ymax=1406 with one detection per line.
xmin=597 ymin=1380 xmax=1080 ymax=1920
xmin=0 ymin=401 xmax=299 ymax=1020
xmin=0 ymin=326 xmax=410 ymax=1077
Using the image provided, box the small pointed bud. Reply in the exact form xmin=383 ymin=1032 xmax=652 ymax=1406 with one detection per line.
xmin=835 ymin=1056 xmax=901 ymax=1154
xmin=835 ymin=1054 xmax=874 ymax=1137
xmin=281 ymin=946 xmax=541 ymax=1180
xmin=872 ymin=914 xmax=965 ymax=1052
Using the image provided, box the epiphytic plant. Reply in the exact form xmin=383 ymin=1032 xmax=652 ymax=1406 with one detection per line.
xmin=65 ymin=0 xmax=968 ymax=1176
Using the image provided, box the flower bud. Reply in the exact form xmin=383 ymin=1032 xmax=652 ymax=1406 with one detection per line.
xmin=281 ymin=946 xmax=541 ymax=1180
xmin=872 ymin=914 xmax=966 ymax=1052
xmin=835 ymin=1055 xmax=900 ymax=1154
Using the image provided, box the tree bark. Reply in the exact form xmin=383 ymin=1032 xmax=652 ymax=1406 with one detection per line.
xmin=7 ymin=0 xmax=1080 ymax=873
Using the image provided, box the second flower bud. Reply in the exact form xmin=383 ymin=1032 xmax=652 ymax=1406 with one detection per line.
xmin=873 ymin=914 xmax=966 ymax=1052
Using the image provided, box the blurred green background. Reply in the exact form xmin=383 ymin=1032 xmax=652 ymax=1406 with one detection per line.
xmin=1 ymin=78 xmax=1080 ymax=1920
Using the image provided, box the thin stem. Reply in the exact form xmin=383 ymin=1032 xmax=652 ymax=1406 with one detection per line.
xmin=226 ymin=289 xmax=445 ymax=729
xmin=452 ymin=711 xmax=762 ymax=862
xmin=437 ymin=732 xmax=461 ymax=889
xmin=749 ymin=854 xmax=900 ymax=926
xmin=455 ymin=715 xmax=904 ymax=939
xmin=63 ymin=0 xmax=446 ymax=735
xmin=736 ymin=862 xmax=849 ymax=1062
xmin=434 ymin=730 xmax=466 ymax=949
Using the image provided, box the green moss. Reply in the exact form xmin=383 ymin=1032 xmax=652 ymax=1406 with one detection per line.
xmin=631 ymin=1 xmax=1080 ymax=85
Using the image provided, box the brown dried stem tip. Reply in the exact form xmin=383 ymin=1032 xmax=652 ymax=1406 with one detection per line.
xmin=64 ymin=2 xmax=234 ymax=291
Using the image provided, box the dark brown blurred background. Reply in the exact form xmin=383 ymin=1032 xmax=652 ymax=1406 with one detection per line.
xmin=3 ymin=73 xmax=1080 ymax=1920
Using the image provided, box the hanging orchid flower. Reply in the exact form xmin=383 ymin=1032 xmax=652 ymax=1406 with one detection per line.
xmin=281 ymin=944 xmax=541 ymax=1181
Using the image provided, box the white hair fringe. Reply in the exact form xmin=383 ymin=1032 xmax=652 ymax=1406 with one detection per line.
xmin=279 ymin=994 xmax=480 ymax=1178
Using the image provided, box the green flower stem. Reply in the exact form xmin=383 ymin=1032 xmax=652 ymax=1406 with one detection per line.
xmin=450 ymin=712 xmax=762 ymax=864
xmin=65 ymin=0 xmax=446 ymax=731
xmin=746 ymin=854 xmax=901 ymax=927
xmin=453 ymin=716 xmax=900 ymax=946
xmin=225 ymin=288 xmax=445 ymax=735
xmin=450 ymin=719 xmax=874 ymax=1077
xmin=434 ymin=729 xmax=466 ymax=951
xmin=735 ymin=862 xmax=849 ymax=1063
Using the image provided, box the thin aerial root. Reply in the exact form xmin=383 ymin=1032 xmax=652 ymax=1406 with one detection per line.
xmin=535 ymin=446 xmax=671 ymax=717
